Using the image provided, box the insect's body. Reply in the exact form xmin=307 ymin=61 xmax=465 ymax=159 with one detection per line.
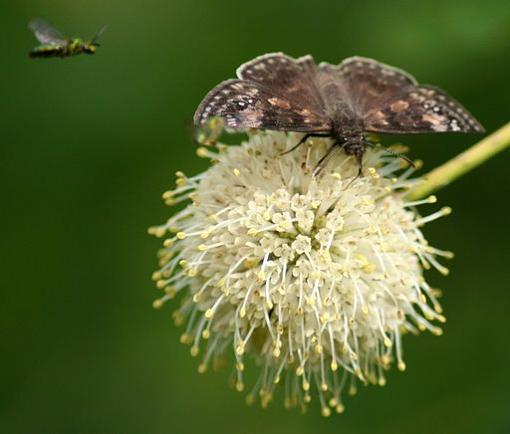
xmin=29 ymin=39 xmax=97 ymax=58
xmin=329 ymin=103 xmax=366 ymax=157
xmin=28 ymin=18 xmax=105 ymax=59
xmin=194 ymin=53 xmax=484 ymax=174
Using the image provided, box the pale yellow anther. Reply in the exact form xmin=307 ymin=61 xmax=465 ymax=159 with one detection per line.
xmin=176 ymin=232 xmax=186 ymax=240
xmin=236 ymin=362 xmax=244 ymax=372
xmin=239 ymin=308 xmax=246 ymax=318
xmin=442 ymin=206 xmax=452 ymax=216
xmin=198 ymin=363 xmax=207 ymax=374
xmin=176 ymin=178 xmax=186 ymax=187
xmin=321 ymin=383 xmax=328 ymax=392
xmin=296 ymin=366 xmax=304 ymax=376
xmin=378 ymin=377 xmax=386 ymax=386
xmin=432 ymin=327 xmax=443 ymax=336
xmin=235 ymin=344 xmax=245 ymax=356
xmin=152 ymin=299 xmax=164 ymax=309
xmin=205 ymin=308 xmax=214 ymax=319
xmin=196 ymin=147 xmax=209 ymax=158
xmin=202 ymin=330 xmax=210 ymax=339
xmin=335 ymin=404 xmax=345 ymax=413
xmin=428 ymin=195 xmax=437 ymax=203
xmin=381 ymin=355 xmax=391 ymax=365
xmin=200 ymin=231 xmax=211 ymax=239
xmin=302 ymin=381 xmax=310 ymax=392
xmin=247 ymin=228 xmax=258 ymax=236
xmin=368 ymin=167 xmax=379 ymax=178
xmin=186 ymin=268 xmax=197 ymax=277
xmin=398 ymin=361 xmax=406 ymax=371
xmin=233 ymin=168 xmax=241 ymax=177
xmin=235 ymin=381 xmax=244 ymax=392
xmin=190 ymin=346 xmax=199 ymax=357
xmin=384 ymin=337 xmax=392 ymax=348
xmin=163 ymin=238 xmax=174 ymax=247
xmin=156 ymin=280 xmax=167 ymax=289
xmin=162 ymin=191 xmax=173 ymax=199
xmin=165 ymin=287 xmax=176 ymax=298
xmin=330 ymin=361 xmax=338 ymax=372
xmin=151 ymin=271 xmax=162 ymax=281
xmin=197 ymin=244 xmax=207 ymax=251
xmin=179 ymin=333 xmax=190 ymax=344
xmin=321 ymin=407 xmax=331 ymax=417
xmin=192 ymin=293 xmax=200 ymax=303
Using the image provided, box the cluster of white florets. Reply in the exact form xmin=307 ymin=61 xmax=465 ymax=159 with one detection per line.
xmin=149 ymin=131 xmax=451 ymax=415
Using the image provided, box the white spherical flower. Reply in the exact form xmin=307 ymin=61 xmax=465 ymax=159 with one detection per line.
xmin=149 ymin=131 xmax=452 ymax=415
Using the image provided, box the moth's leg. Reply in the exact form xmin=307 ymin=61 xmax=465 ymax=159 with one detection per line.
xmin=342 ymin=154 xmax=364 ymax=190
xmin=312 ymin=144 xmax=339 ymax=176
xmin=280 ymin=133 xmax=331 ymax=156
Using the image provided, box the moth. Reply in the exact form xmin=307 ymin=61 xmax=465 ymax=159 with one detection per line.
xmin=194 ymin=52 xmax=484 ymax=174
xmin=28 ymin=18 xmax=106 ymax=59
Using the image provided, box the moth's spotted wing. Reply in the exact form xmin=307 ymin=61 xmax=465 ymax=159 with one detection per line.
xmin=318 ymin=56 xmax=483 ymax=134
xmin=236 ymin=53 xmax=325 ymax=115
xmin=194 ymin=53 xmax=330 ymax=132
xmin=194 ymin=81 xmax=330 ymax=132
xmin=28 ymin=18 xmax=67 ymax=45
xmin=364 ymin=85 xmax=485 ymax=134
xmin=318 ymin=56 xmax=417 ymax=115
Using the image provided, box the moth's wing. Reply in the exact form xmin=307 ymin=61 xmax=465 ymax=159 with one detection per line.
xmin=236 ymin=52 xmax=326 ymax=115
xmin=28 ymin=18 xmax=67 ymax=45
xmin=318 ymin=56 xmax=417 ymax=115
xmin=194 ymin=79 xmax=330 ymax=132
xmin=364 ymin=85 xmax=485 ymax=134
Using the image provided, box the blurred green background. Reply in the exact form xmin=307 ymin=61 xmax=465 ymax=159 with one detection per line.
xmin=1 ymin=0 xmax=509 ymax=433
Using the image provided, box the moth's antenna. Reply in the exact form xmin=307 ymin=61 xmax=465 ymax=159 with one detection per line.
xmin=92 ymin=25 xmax=107 ymax=45
xmin=363 ymin=140 xmax=415 ymax=168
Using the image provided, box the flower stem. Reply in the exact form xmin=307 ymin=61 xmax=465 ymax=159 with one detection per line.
xmin=406 ymin=122 xmax=510 ymax=200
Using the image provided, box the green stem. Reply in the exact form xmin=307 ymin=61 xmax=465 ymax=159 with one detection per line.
xmin=406 ymin=122 xmax=510 ymax=200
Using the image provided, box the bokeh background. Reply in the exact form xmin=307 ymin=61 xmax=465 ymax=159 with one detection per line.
xmin=1 ymin=0 xmax=509 ymax=433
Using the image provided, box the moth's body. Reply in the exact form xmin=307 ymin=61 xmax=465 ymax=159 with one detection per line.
xmin=28 ymin=18 xmax=105 ymax=59
xmin=194 ymin=53 xmax=484 ymax=173
xmin=329 ymin=104 xmax=366 ymax=158
xmin=29 ymin=38 xmax=97 ymax=58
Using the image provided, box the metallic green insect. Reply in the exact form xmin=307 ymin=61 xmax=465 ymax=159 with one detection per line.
xmin=28 ymin=18 xmax=106 ymax=59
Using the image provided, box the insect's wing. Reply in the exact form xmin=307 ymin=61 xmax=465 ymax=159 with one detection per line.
xmin=92 ymin=25 xmax=107 ymax=45
xmin=28 ymin=18 xmax=67 ymax=45
xmin=363 ymin=85 xmax=485 ymax=134
xmin=194 ymin=79 xmax=330 ymax=132
xmin=236 ymin=52 xmax=326 ymax=115
xmin=318 ymin=56 xmax=418 ymax=116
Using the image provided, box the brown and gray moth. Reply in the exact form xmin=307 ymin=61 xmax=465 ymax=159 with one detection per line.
xmin=194 ymin=52 xmax=484 ymax=175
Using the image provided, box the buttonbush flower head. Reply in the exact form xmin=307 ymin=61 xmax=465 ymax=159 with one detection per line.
xmin=149 ymin=131 xmax=452 ymax=415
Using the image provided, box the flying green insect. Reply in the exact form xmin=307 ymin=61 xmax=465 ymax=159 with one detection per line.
xmin=28 ymin=18 xmax=106 ymax=59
